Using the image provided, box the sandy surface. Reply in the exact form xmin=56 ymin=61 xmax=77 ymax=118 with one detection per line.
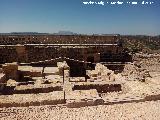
xmin=0 ymin=100 xmax=160 ymax=120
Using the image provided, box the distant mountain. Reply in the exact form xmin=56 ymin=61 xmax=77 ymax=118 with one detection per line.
xmin=55 ymin=31 xmax=78 ymax=35
xmin=11 ymin=32 xmax=49 ymax=35
xmin=11 ymin=32 xmax=39 ymax=34
xmin=0 ymin=32 xmax=50 ymax=35
xmin=0 ymin=31 xmax=79 ymax=35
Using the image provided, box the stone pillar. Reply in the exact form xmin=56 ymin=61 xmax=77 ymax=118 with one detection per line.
xmin=57 ymin=61 xmax=70 ymax=76
xmin=0 ymin=73 xmax=6 ymax=91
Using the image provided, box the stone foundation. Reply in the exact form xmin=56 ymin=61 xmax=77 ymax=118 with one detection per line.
xmin=73 ymin=83 xmax=122 ymax=93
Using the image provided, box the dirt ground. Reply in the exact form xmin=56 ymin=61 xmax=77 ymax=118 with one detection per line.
xmin=0 ymin=100 xmax=160 ymax=120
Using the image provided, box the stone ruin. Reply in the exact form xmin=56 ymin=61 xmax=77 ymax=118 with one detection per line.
xmin=122 ymin=62 xmax=151 ymax=82
xmin=0 ymin=61 xmax=124 ymax=107
xmin=87 ymin=63 xmax=116 ymax=82
xmin=0 ymin=59 xmax=159 ymax=108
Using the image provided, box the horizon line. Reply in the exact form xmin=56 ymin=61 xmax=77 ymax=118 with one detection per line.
xmin=0 ymin=32 xmax=159 ymax=36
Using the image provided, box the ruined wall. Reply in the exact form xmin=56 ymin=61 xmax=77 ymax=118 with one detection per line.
xmin=0 ymin=45 xmax=122 ymax=63
xmin=0 ymin=35 xmax=124 ymax=63
xmin=0 ymin=46 xmax=18 ymax=63
xmin=73 ymin=84 xmax=122 ymax=93
xmin=0 ymin=35 xmax=118 ymax=44
xmin=2 ymin=62 xmax=19 ymax=80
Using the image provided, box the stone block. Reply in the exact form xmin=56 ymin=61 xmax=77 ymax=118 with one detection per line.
xmin=0 ymin=73 xmax=6 ymax=91
xmin=44 ymin=67 xmax=59 ymax=75
xmin=0 ymin=73 xmax=6 ymax=83
xmin=69 ymin=77 xmax=86 ymax=82
xmin=57 ymin=61 xmax=70 ymax=76
xmin=6 ymin=79 xmax=17 ymax=87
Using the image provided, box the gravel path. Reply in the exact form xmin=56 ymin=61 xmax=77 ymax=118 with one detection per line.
xmin=0 ymin=100 xmax=160 ymax=120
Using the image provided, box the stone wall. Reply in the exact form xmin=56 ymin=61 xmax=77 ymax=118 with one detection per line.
xmin=0 ymin=46 xmax=18 ymax=63
xmin=0 ymin=35 xmax=126 ymax=63
xmin=0 ymin=35 xmax=119 ymax=44
xmin=2 ymin=62 xmax=19 ymax=80
xmin=0 ymin=45 xmax=122 ymax=63
xmin=73 ymin=84 xmax=122 ymax=93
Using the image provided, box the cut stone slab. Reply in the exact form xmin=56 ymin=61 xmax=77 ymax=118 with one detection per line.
xmin=44 ymin=67 xmax=59 ymax=75
xmin=45 ymin=75 xmax=63 ymax=83
xmin=18 ymin=66 xmax=32 ymax=72
xmin=6 ymin=79 xmax=17 ymax=87
xmin=69 ymin=77 xmax=86 ymax=82
xmin=18 ymin=66 xmax=43 ymax=77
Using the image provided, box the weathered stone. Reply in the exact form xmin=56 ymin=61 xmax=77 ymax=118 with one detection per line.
xmin=57 ymin=61 xmax=70 ymax=76
xmin=2 ymin=62 xmax=19 ymax=80
xmin=7 ymin=79 xmax=17 ymax=87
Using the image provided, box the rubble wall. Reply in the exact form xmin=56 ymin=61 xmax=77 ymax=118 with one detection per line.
xmin=0 ymin=35 xmax=118 ymax=44
xmin=0 ymin=45 xmax=121 ymax=63
xmin=0 ymin=35 xmax=124 ymax=63
xmin=73 ymin=84 xmax=122 ymax=93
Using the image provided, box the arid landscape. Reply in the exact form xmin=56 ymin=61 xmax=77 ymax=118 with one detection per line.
xmin=0 ymin=0 xmax=160 ymax=119
xmin=0 ymin=34 xmax=160 ymax=119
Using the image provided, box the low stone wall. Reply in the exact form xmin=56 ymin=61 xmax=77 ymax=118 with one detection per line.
xmin=145 ymin=94 xmax=160 ymax=101
xmin=14 ymin=86 xmax=63 ymax=94
xmin=0 ymin=91 xmax=65 ymax=108
xmin=73 ymin=84 xmax=122 ymax=93
xmin=1 ymin=84 xmax=63 ymax=95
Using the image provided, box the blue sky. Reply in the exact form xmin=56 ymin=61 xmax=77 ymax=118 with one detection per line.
xmin=0 ymin=0 xmax=159 ymax=35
